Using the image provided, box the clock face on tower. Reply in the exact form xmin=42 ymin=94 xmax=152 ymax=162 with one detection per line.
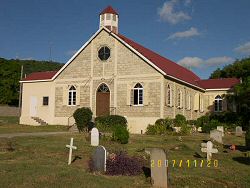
xmin=98 ymin=46 xmax=110 ymax=61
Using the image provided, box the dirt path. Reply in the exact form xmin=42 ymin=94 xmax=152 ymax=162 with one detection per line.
xmin=0 ymin=131 xmax=71 ymax=138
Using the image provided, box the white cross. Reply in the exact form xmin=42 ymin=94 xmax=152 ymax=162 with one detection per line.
xmin=66 ymin=138 xmax=77 ymax=165
xmin=201 ymin=141 xmax=218 ymax=160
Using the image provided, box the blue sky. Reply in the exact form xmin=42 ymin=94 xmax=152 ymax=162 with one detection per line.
xmin=1 ymin=0 xmax=250 ymax=79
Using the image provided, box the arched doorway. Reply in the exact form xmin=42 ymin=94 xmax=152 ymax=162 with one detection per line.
xmin=96 ymin=83 xmax=110 ymax=116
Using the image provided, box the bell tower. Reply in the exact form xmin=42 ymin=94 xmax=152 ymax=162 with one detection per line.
xmin=99 ymin=6 xmax=119 ymax=34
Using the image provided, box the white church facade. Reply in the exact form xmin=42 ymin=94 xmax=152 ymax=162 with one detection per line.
xmin=20 ymin=6 xmax=240 ymax=133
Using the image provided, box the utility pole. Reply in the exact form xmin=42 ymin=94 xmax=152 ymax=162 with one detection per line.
xmin=49 ymin=41 xmax=53 ymax=62
xmin=18 ymin=65 xmax=23 ymax=118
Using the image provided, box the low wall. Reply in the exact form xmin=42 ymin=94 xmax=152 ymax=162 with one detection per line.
xmin=0 ymin=106 xmax=19 ymax=116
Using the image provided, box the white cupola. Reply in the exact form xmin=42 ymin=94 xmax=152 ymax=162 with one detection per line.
xmin=99 ymin=6 xmax=119 ymax=34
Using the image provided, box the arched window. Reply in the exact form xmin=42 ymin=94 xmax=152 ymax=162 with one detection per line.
xmin=97 ymin=83 xmax=110 ymax=93
xmin=186 ymin=93 xmax=191 ymax=110
xmin=68 ymin=86 xmax=76 ymax=106
xmin=133 ymin=83 xmax=143 ymax=106
xmin=200 ymin=95 xmax=204 ymax=112
xmin=215 ymin=95 xmax=222 ymax=112
xmin=177 ymin=90 xmax=182 ymax=108
xmin=167 ymin=85 xmax=172 ymax=106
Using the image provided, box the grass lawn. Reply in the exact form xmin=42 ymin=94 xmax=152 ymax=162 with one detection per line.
xmin=0 ymin=131 xmax=249 ymax=188
xmin=0 ymin=116 xmax=68 ymax=133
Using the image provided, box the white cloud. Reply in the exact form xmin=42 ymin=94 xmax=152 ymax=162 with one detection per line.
xmin=206 ymin=56 xmax=234 ymax=66
xmin=168 ymin=27 xmax=200 ymax=40
xmin=66 ymin=49 xmax=77 ymax=56
xmin=178 ymin=56 xmax=234 ymax=68
xmin=234 ymin=41 xmax=250 ymax=54
xmin=184 ymin=0 xmax=192 ymax=6
xmin=158 ymin=0 xmax=191 ymax=24
xmin=178 ymin=57 xmax=203 ymax=68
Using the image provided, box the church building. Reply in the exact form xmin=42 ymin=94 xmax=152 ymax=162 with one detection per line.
xmin=20 ymin=6 xmax=240 ymax=133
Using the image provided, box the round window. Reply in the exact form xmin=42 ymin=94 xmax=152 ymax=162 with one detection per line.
xmin=98 ymin=46 xmax=110 ymax=61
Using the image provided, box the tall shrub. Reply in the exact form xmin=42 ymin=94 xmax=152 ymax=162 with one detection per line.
xmin=95 ymin=115 xmax=127 ymax=132
xmin=202 ymin=119 xmax=221 ymax=133
xmin=174 ymin=114 xmax=190 ymax=134
xmin=112 ymin=125 xmax=129 ymax=144
xmin=174 ymin=114 xmax=187 ymax=127
xmin=73 ymin=107 xmax=93 ymax=132
xmin=155 ymin=118 xmax=173 ymax=130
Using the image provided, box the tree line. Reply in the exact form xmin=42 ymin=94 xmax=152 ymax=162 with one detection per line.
xmin=0 ymin=58 xmax=63 ymax=106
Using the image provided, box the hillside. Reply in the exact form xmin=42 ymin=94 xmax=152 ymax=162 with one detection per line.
xmin=0 ymin=58 xmax=63 ymax=106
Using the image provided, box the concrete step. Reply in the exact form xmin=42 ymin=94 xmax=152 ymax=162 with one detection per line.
xmin=31 ymin=117 xmax=48 ymax=126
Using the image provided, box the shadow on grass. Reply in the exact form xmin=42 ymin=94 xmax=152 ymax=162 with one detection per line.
xmin=142 ymin=166 xmax=151 ymax=178
xmin=232 ymin=157 xmax=250 ymax=165
xmin=193 ymin=152 xmax=203 ymax=158
xmin=202 ymin=139 xmax=209 ymax=143
xmin=72 ymin=155 xmax=82 ymax=163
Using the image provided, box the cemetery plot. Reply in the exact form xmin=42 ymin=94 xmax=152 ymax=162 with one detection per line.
xmin=0 ymin=133 xmax=249 ymax=188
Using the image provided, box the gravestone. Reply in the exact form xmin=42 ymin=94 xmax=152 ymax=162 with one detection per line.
xmin=235 ymin=126 xmax=243 ymax=136
xmin=91 ymin=128 xmax=99 ymax=146
xmin=173 ymin=127 xmax=181 ymax=133
xmin=201 ymin=141 xmax=218 ymax=160
xmin=210 ymin=129 xmax=223 ymax=144
xmin=145 ymin=148 xmax=168 ymax=188
xmin=92 ymin=146 xmax=107 ymax=172
xmin=197 ymin=127 xmax=202 ymax=132
xmin=66 ymin=138 xmax=77 ymax=165
xmin=217 ymin=126 xmax=224 ymax=136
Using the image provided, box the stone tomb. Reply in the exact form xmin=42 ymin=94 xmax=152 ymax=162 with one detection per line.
xmin=235 ymin=126 xmax=243 ymax=136
xmin=91 ymin=128 xmax=99 ymax=146
xmin=145 ymin=148 xmax=168 ymax=188
xmin=201 ymin=141 xmax=218 ymax=160
xmin=210 ymin=129 xmax=223 ymax=144
xmin=92 ymin=146 xmax=107 ymax=172
xmin=217 ymin=126 xmax=224 ymax=136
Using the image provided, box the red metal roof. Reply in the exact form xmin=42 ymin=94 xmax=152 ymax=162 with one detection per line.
xmin=117 ymin=33 xmax=201 ymax=87
xmin=100 ymin=6 xmax=118 ymax=15
xmin=22 ymin=29 xmax=240 ymax=91
xmin=196 ymin=78 xmax=240 ymax=89
xmin=22 ymin=71 xmax=58 ymax=81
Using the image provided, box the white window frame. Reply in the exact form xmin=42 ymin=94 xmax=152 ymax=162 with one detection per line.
xmin=186 ymin=94 xmax=191 ymax=110
xmin=177 ymin=90 xmax=183 ymax=108
xmin=167 ymin=85 xmax=172 ymax=107
xmin=68 ymin=86 xmax=76 ymax=106
xmin=214 ymin=95 xmax=223 ymax=112
xmin=200 ymin=95 xmax=204 ymax=112
xmin=133 ymin=83 xmax=143 ymax=106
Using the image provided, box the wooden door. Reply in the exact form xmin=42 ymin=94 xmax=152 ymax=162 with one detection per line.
xmin=96 ymin=92 xmax=110 ymax=116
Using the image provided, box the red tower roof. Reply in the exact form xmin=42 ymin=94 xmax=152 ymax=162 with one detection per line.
xmin=100 ymin=6 xmax=118 ymax=15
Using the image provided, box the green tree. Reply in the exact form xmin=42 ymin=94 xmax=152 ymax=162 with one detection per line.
xmin=210 ymin=57 xmax=250 ymax=81
xmin=0 ymin=58 xmax=63 ymax=106
xmin=210 ymin=57 xmax=250 ymax=130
